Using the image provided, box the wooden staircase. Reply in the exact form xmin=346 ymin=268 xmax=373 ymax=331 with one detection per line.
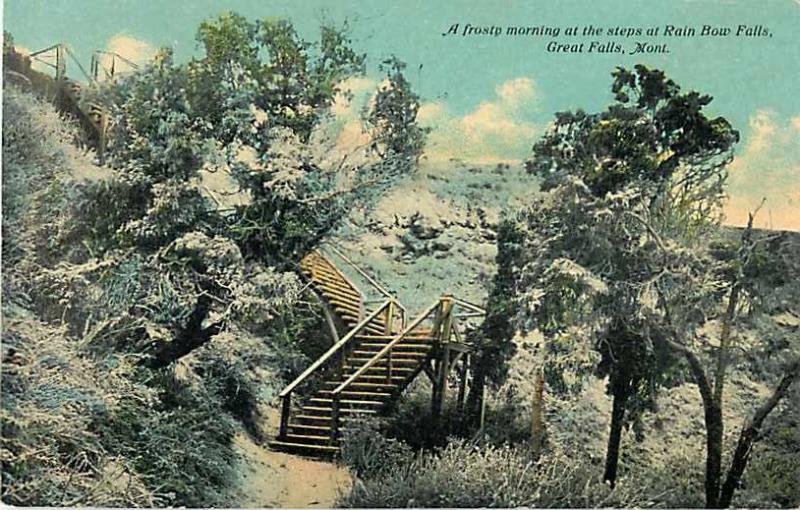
xmin=270 ymin=247 xmax=484 ymax=456
xmin=270 ymin=328 xmax=436 ymax=454
xmin=299 ymin=250 xmax=388 ymax=336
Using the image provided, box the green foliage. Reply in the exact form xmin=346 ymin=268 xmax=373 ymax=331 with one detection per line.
xmin=476 ymin=65 xmax=746 ymax=491
xmin=191 ymin=12 xmax=365 ymax=143
xmin=1 ymin=88 xmax=99 ymax=267
xmin=528 ymin=64 xmax=739 ymax=215
xmin=2 ymin=11 xmax=428 ymax=506
xmin=339 ymin=416 xmax=413 ymax=479
xmin=1 ymin=312 xmax=157 ymax=506
xmin=383 ymin=387 xmax=467 ymax=449
xmin=3 ymin=31 xmax=14 ymax=53
xmin=94 ymin=369 xmax=239 ymax=507
xmin=1 ymin=88 xmax=287 ymax=505
xmin=339 ymin=438 xmax=703 ymax=508
xmin=471 ymin=217 xmax=524 ymax=387
xmin=366 ymin=56 xmax=429 ymax=175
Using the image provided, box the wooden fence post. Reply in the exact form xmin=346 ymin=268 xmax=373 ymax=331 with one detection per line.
xmin=384 ymin=299 xmax=395 ymax=335
xmin=432 ymin=345 xmax=451 ymax=422
xmin=456 ymin=354 xmax=468 ymax=414
xmin=330 ymin=395 xmax=341 ymax=446
xmin=279 ymin=393 xmax=291 ymax=438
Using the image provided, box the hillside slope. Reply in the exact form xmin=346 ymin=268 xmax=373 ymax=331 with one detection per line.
xmin=331 ymin=160 xmax=539 ymax=311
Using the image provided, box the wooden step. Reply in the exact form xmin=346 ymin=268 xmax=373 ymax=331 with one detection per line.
xmin=352 ymin=350 xmax=428 ymax=358
xmin=314 ymin=284 xmax=362 ymax=304
xmin=349 ymin=350 xmax=428 ymax=358
xmin=332 ymin=303 xmax=365 ymax=317
xmin=293 ymin=414 xmax=334 ymax=423
xmin=355 ymin=334 xmax=434 ymax=341
xmin=310 ymin=397 xmax=385 ymax=405
xmin=337 ymin=308 xmax=371 ymax=320
xmin=292 ymin=414 xmax=376 ymax=426
xmin=305 ymin=262 xmax=342 ymax=277
xmin=319 ymin=288 xmax=362 ymax=305
xmin=306 ymin=263 xmax=342 ymax=279
xmin=306 ymin=271 xmax=352 ymax=288
xmin=346 ymin=357 xmax=421 ymax=368
xmin=283 ymin=433 xmax=336 ymax=444
xmin=322 ymin=381 xmax=399 ymax=390
xmin=317 ymin=390 xmax=392 ymax=398
xmin=300 ymin=405 xmax=378 ymax=416
xmin=306 ymin=276 xmax=355 ymax=294
xmin=287 ymin=423 xmax=334 ymax=432
xmin=303 ymin=265 xmax=349 ymax=282
xmin=286 ymin=422 xmax=357 ymax=433
xmin=357 ymin=344 xmax=432 ymax=353
xmin=359 ymin=326 xmax=389 ymax=336
xmin=269 ymin=440 xmax=339 ymax=454
xmin=343 ymin=364 xmax=416 ymax=373
xmin=334 ymin=374 xmax=408 ymax=382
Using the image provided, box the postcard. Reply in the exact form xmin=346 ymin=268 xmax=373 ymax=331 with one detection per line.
xmin=2 ymin=1 xmax=798 ymax=508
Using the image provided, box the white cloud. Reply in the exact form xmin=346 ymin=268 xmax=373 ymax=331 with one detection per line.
xmin=312 ymin=77 xmax=381 ymax=167
xmin=496 ymin=77 xmax=537 ymax=105
xmin=97 ymin=34 xmax=156 ymax=79
xmin=320 ymin=76 xmax=542 ymax=168
xmin=420 ymin=77 xmax=540 ymax=165
xmin=417 ymin=102 xmax=446 ymax=123
xmin=724 ymin=110 xmax=800 ymax=231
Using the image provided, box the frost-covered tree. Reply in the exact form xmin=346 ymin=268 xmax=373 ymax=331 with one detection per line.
xmin=479 ymin=66 xmax=799 ymax=506
xmin=2 ymin=12 xmax=427 ymax=505
xmin=479 ymin=65 xmax=739 ymax=486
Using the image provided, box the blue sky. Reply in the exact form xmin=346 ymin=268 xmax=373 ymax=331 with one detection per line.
xmin=4 ymin=0 xmax=799 ymax=229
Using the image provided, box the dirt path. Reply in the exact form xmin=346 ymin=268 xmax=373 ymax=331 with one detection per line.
xmin=233 ymin=431 xmax=352 ymax=508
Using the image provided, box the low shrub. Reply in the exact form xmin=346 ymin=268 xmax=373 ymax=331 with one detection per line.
xmin=339 ymin=416 xmax=413 ymax=479
xmin=1 ymin=313 xmax=157 ymax=507
xmin=384 ymin=383 xmax=468 ymax=449
xmin=101 ymin=374 xmax=239 ymax=507
xmin=339 ymin=437 xmax=715 ymax=508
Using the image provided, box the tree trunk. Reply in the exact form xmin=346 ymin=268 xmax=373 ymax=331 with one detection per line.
xmin=719 ymin=359 xmax=800 ymax=508
xmin=676 ymin=346 xmax=723 ymax=508
xmin=531 ymin=366 xmax=545 ymax=457
xmin=603 ymin=381 xmax=629 ymax=488
xmin=466 ymin=362 xmax=486 ymax=429
xmin=703 ymin=401 xmax=724 ymax=508
xmin=147 ymin=294 xmax=223 ymax=369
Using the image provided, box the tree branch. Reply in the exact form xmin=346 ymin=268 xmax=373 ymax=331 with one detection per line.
xmin=719 ymin=357 xmax=800 ymax=507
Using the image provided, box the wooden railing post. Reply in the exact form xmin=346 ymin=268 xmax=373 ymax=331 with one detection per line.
xmin=386 ymin=346 xmax=393 ymax=384
xmin=279 ymin=393 xmax=291 ymax=438
xmin=385 ymin=299 xmax=395 ymax=335
xmin=432 ymin=345 xmax=450 ymax=422
xmin=439 ymin=295 xmax=454 ymax=344
xmin=456 ymin=353 xmax=468 ymax=414
xmin=330 ymin=394 xmax=341 ymax=446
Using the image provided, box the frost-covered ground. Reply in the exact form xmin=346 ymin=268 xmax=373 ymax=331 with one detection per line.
xmin=329 ymin=159 xmax=539 ymax=312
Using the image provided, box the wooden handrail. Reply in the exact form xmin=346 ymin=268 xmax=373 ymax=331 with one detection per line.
xmin=450 ymin=296 xmax=486 ymax=314
xmin=278 ymin=299 xmax=392 ymax=398
xmin=331 ymin=299 xmax=442 ymax=395
xmin=456 ymin=312 xmax=486 ymax=319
